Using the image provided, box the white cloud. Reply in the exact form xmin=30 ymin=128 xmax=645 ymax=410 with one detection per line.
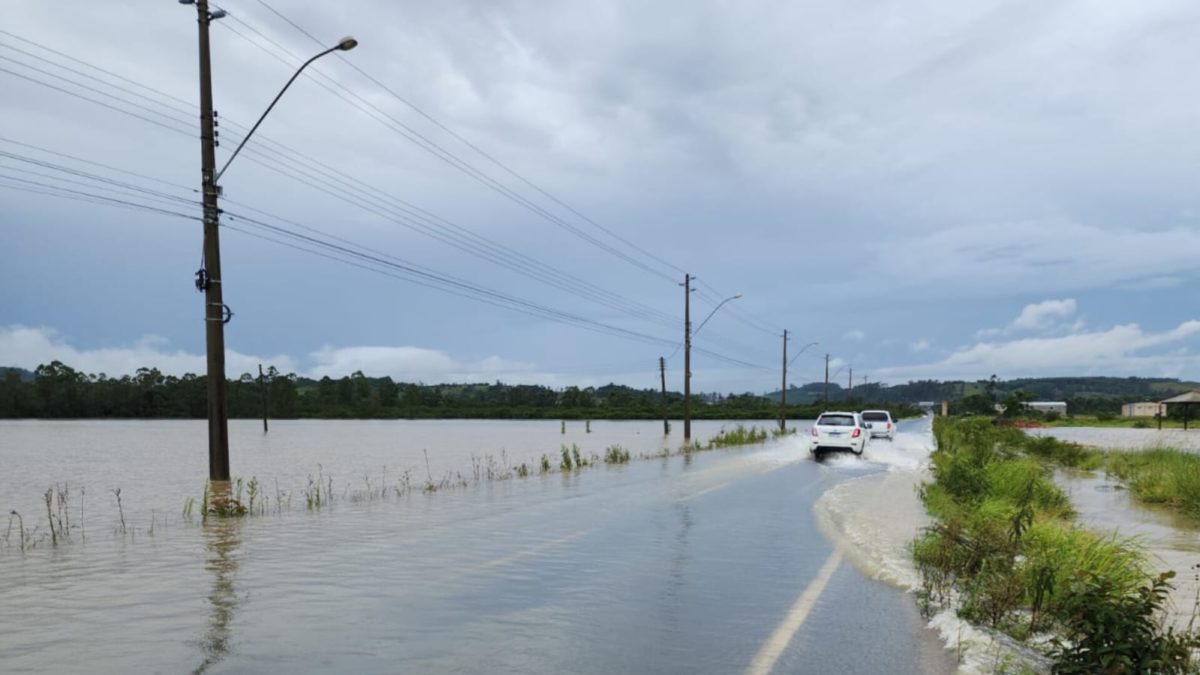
xmin=1012 ymin=298 xmax=1077 ymax=331
xmin=0 ymin=325 xmax=586 ymax=387
xmin=877 ymin=318 xmax=1200 ymax=382
xmin=910 ymin=338 xmax=931 ymax=353
xmin=306 ymin=345 xmax=543 ymax=383
xmin=844 ymin=329 xmax=866 ymax=342
xmin=0 ymin=325 xmax=296 ymax=378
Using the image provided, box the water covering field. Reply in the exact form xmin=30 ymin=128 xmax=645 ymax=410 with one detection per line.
xmin=0 ymin=418 xmax=958 ymax=674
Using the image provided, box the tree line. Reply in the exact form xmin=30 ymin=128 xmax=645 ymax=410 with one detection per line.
xmin=0 ymin=361 xmax=921 ymax=420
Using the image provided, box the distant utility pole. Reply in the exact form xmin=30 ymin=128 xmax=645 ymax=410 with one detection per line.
xmin=848 ymin=367 xmax=853 ymax=397
xmin=194 ymin=0 xmax=231 ymax=482
xmin=779 ymin=329 xmax=788 ymax=433
xmin=258 ymin=364 xmax=269 ymax=434
xmin=659 ymin=356 xmax=669 ymax=436
xmin=823 ymin=354 xmax=830 ymax=406
xmin=682 ymin=273 xmax=693 ymax=442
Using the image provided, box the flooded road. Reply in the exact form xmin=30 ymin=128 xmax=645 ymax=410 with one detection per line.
xmin=1 ymin=419 xmax=954 ymax=674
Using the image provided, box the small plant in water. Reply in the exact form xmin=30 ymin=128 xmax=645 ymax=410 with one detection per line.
xmin=112 ymin=488 xmax=127 ymax=534
xmin=540 ymin=454 xmax=551 ymax=474
xmin=604 ymin=444 xmax=631 ymax=464
xmin=560 ymin=446 xmax=573 ymax=471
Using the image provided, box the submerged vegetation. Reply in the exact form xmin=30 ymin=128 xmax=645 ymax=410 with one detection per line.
xmin=704 ymin=424 xmax=770 ymax=449
xmin=914 ymin=417 xmax=1200 ymax=672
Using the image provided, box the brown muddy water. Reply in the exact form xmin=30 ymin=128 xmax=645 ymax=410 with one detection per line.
xmin=0 ymin=418 xmax=956 ymax=674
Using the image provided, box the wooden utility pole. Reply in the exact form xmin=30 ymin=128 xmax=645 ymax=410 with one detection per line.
xmin=779 ymin=329 xmax=788 ymax=433
xmin=823 ymin=354 xmax=830 ymax=406
xmin=195 ymin=0 xmax=231 ymax=482
xmin=683 ymin=273 xmax=693 ymax=442
xmin=659 ymin=356 xmax=669 ymax=435
xmin=258 ymin=364 xmax=269 ymax=433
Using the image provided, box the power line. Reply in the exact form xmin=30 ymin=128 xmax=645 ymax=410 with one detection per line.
xmin=218 ymin=9 xmax=681 ymax=284
xmin=4 ymin=148 xmax=770 ymax=371
xmin=2 ymin=29 xmax=775 ymax=371
xmin=0 ymin=47 xmax=681 ymax=330
xmin=244 ymin=1 xmax=758 ymax=317
xmin=0 ymin=173 xmax=200 ymax=222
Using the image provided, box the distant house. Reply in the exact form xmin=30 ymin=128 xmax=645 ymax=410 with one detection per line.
xmin=1161 ymin=391 xmax=1200 ymax=430
xmin=1028 ymin=401 xmax=1067 ymax=415
xmin=1122 ymin=401 xmax=1166 ymax=418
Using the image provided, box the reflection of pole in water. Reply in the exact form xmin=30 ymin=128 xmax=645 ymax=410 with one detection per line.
xmin=193 ymin=497 xmax=241 ymax=675
xmin=659 ymin=503 xmax=694 ymax=634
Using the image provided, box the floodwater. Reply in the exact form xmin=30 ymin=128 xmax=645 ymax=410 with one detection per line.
xmin=0 ymin=419 xmax=956 ymax=674
xmin=1058 ymin=470 xmax=1200 ymax=630
xmin=1029 ymin=426 xmax=1200 ymax=451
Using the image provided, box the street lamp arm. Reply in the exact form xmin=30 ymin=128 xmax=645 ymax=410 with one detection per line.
xmin=215 ymin=37 xmax=357 ymax=183
xmin=693 ymin=294 xmax=742 ymax=337
xmin=787 ymin=341 xmax=819 ymax=367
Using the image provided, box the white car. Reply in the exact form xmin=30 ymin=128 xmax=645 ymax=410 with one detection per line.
xmin=809 ymin=411 xmax=869 ymax=455
xmin=860 ymin=410 xmax=896 ymax=440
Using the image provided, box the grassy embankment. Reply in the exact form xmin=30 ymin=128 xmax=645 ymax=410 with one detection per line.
xmin=913 ymin=417 xmax=1198 ymax=672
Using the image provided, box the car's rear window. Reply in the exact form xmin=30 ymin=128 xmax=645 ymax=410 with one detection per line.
xmin=861 ymin=412 xmax=889 ymax=422
xmin=817 ymin=414 xmax=856 ymax=427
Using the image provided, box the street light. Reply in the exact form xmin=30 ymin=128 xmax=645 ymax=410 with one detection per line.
xmin=216 ymin=36 xmax=358 ymax=182
xmin=682 ymin=284 xmax=741 ymax=442
xmin=693 ymin=293 xmax=742 ymax=337
xmin=788 ymin=341 xmax=819 ymax=367
xmin=780 ymin=339 xmax=818 ymax=432
xmin=187 ymin=0 xmax=358 ymax=485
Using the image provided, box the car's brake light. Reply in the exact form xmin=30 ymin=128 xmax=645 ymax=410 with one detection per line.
xmin=852 ymin=427 xmax=861 ymax=438
xmin=811 ymin=426 xmax=818 ymax=437
xmin=887 ymin=422 xmax=892 ymax=430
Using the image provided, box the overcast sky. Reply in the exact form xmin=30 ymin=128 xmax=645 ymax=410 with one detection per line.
xmin=2 ymin=0 xmax=1199 ymax=392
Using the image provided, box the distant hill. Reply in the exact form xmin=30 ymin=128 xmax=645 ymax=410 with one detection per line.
xmin=767 ymin=376 xmax=1200 ymax=406
xmin=0 ymin=366 xmax=35 ymax=383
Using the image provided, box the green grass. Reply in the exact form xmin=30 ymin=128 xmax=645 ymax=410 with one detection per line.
xmin=603 ymin=444 xmax=631 ymax=464
xmin=704 ymin=424 xmax=769 ymax=449
xmin=913 ymin=418 xmax=1199 ymax=670
xmin=1104 ymin=449 xmax=1200 ymax=519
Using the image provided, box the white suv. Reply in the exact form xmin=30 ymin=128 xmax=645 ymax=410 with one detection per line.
xmin=860 ymin=410 xmax=895 ymax=440
xmin=809 ymin=411 xmax=869 ymax=455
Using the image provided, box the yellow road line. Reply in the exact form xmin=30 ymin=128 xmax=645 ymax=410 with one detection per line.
xmin=744 ymin=549 xmax=843 ymax=675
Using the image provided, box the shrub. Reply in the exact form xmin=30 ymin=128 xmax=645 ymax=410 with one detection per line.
xmin=1051 ymin=570 xmax=1199 ymax=674
xmin=916 ymin=418 xmax=1198 ymax=671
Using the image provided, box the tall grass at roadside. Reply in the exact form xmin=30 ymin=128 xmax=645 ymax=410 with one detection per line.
xmin=1104 ymin=449 xmax=1200 ymax=518
xmin=913 ymin=417 xmax=1199 ymax=671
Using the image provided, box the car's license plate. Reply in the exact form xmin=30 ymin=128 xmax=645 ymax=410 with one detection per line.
xmin=829 ymin=431 xmax=842 ymax=437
